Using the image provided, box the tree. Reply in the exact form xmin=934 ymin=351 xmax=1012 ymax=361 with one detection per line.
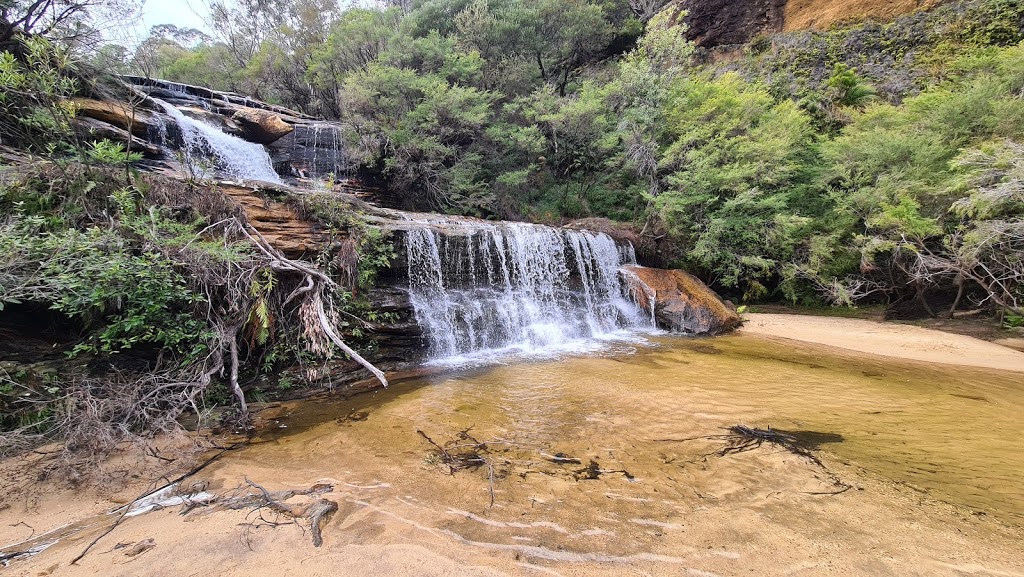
xmin=341 ymin=62 xmax=497 ymax=212
xmin=0 ymin=0 xmax=137 ymax=47
xmin=654 ymin=73 xmax=816 ymax=297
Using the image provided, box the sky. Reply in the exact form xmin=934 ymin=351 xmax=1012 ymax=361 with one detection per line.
xmin=118 ymin=0 xmax=212 ymax=44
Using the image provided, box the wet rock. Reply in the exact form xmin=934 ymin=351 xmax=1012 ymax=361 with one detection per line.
xmin=179 ymin=106 xmax=242 ymax=134
xmin=621 ymin=265 xmax=740 ymax=335
xmin=232 ymin=109 xmax=294 ymax=144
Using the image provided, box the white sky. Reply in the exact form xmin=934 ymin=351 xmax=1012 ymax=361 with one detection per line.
xmin=107 ymin=0 xmax=212 ymax=45
xmin=139 ymin=0 xmax=211 ymax=33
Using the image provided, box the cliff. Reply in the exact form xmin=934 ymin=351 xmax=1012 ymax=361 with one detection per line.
xmin=671 ymin=0 xmax=944 ymax=47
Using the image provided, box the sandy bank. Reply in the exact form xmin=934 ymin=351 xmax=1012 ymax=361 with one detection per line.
xmin=741 ymin=312 xmax=1024 ymax=372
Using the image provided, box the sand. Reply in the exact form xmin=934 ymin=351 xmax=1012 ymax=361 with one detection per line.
xmin=741 ymin=313 xmax=1024 ymax=373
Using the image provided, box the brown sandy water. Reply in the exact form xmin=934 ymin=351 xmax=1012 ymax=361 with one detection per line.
xmin=242 ymin=333 xmax=1024 ymax=526
xmin=4 ymin=332 xmax=1024 ymax=576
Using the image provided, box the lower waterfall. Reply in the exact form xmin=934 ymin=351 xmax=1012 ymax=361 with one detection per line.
xmin=404 ymin=221 xmax=653 ymax=362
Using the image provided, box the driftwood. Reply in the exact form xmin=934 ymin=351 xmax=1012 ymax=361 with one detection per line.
xmin=656 ymin=425 xmax=851 ymax=495
xmin=417 ymin=428 xmax=497 ymax=506
xmin=68 ymin=443 xmax=243 ymax=565
xmin=230 ymin=478 xmax=339 ymax=547
xmin=307 ymin=499 xmax=339 ymax=547
xmin=716 ymin=425 xmax=823 ymax=466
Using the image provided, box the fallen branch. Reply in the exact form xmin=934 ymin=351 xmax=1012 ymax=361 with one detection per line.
xmin=418 ymin=428 xmax=496 ymax=506
xmin=308 ymin=498 xmax=338 ymax=547
xmin=70 ymin=443 xmax=242 ymax=565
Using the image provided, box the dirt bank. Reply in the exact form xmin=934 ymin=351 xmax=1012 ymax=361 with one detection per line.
xmin=741 ymin=312 xmax=1024 ymax=372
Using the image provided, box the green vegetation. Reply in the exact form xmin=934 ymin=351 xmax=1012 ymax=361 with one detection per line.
xmin=0 ymin=22 xmax=397 ymax=454
xmin=1 ymin=0 xmax=1022 ymax=454
xmin=95 ymin=0 xmax=1021 ymax=318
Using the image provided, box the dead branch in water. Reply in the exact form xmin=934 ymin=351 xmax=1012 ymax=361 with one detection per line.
xmin=716 ymin=425 xmax=823 ymax=466
xmin=656 ymin=425 xmax=851 ymax=494
xmin=236 ymin=478 xmax=338 ymax=546
xmin=417 ymin=428 xmax=497 ymax=506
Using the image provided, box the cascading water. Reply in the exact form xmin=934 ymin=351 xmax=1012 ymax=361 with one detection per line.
xmin=405 ymin=221 xmax=654 ymax=363
xmin=292 ymin=123 xmax=347 ymax=179
xmin=152 ymin=98 xmax=283 ymax=184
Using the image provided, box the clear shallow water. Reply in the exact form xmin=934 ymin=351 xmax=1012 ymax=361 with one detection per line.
xmin=252 ymin=333 xmax=1024 ymax=528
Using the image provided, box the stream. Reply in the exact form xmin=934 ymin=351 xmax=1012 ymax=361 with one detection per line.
xmin=223 ymin=332 xmax=1024 ymax=530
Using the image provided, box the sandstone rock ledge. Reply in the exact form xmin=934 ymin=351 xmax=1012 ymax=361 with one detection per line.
xmin=622 ymin=265 xmax=740 ymax=335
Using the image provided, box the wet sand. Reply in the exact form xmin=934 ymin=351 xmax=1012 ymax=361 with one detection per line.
xmin=741 ymin=313 xmax=1024 ymax=372
xmin=3 ymin=322 xmax=1024 ymax=577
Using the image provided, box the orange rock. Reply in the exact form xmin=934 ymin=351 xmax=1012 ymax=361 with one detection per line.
xmin=71 ymin=98 xmax=156 ymax=138
xmin=231 ymin=109 xmax=294 ymax=144
xmin=622 ymin=265 xmax=740 ymax=335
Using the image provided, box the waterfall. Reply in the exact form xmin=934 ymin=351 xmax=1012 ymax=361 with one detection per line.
xmin=152 ymin=98 xmax=283 ymax=184
xmin=405 ymin=221 xmax=653 ymax=363
xmin=292 ymin=123 xmax=347 ymax=179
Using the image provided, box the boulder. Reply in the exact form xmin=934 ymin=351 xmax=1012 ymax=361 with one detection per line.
xmin=231 ymin=108 xmax=294 ymax=144
xmin=621 ymin=265 xmax=740 ymax=335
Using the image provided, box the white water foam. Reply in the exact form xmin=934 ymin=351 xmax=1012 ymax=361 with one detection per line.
xmin=404 ymin=220 xmax=657 ymax=366
xmin=152 ymin=97 xmax=283 ymax=184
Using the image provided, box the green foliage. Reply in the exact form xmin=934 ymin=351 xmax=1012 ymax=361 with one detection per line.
xmin=826 ymin=63 xmax=876 ymax=108
xmin=654 ymin=73 xmax=816 ymax=293
xmin=343 ymin=61 xmax=498 ymax=212
xmin=0 ymin=36 xmax=78 ymax=150
xmin=246 ymin=268 xmax=277 ymax=347
xmin=1 ymin=209 xmax=211 ymax=357
xmin=356 ymin=227 xmax=396 ymax=291
xmin=85 ymin=139 xmax=143 ymax=165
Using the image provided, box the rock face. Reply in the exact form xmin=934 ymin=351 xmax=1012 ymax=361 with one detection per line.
xmin=123 ymin=76 xmax=348 ymax=179
xmin=668 ymin=0 xmax=945 ymax=47
xmin=669 ymin=0 xmax=786 ymax=47
xmin=622 ymin=265 xmax=740 ymax=335
xmin=73 ymin=97 xmax=158 ymax=138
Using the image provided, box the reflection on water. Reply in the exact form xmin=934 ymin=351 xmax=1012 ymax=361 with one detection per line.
xmin=245 ymin=333 xmax=1024 ymax=529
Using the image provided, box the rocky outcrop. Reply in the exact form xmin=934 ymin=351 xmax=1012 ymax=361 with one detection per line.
xmin=668 ymin=0 xmax=786 ymax=48
xmin=70 ymin=78 xmax=355 ymax=183
xmin=622 ymin=265 xmax=740 ymax=335
xmin=73 ymin=97 xmax=158 ymax=138
xmin=232 ymin=109 xmax=294 ymax=144
xmin=72 ymin=116 xmax=163 ymax=158
xmin=122 ymin=77 xmax=349 ymax=179
xmin=782 ymin=0 xmax=943 ymax=32
xmin=215 ymin=182 xmax=320 ymax=257
xmin=668 ymin=0 xmax=945 ymax=47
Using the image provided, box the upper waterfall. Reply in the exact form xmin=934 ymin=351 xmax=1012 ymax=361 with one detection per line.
xmin=404 ymin=220 xmax=653 ymax=363
xmin=152 ymin=98 xmax=283 ymax=184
